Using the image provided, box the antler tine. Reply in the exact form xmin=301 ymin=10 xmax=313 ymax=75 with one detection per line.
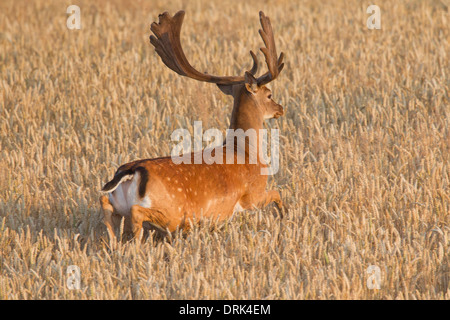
xmin=256 ymin=11 xmax=285 ymax=86
xmin=150 ymin=11 xmax=257 ymax=85
xmin=248 ymin=50 xmax=259 ymax=75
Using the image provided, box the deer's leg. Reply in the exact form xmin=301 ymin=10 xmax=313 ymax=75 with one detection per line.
xmin=265 ymin=190 xmax=283 ymax=210
xmin=130 ymin=205 xmax=170 ymax=238
xmin=239 ymin=190 xmax=283 ymax=211
xmin=100 ymin=195 xmax=119 ymax=241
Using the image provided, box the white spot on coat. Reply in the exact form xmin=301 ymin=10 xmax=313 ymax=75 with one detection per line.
xmin=233 ymin=203 xmax=245 ymax=213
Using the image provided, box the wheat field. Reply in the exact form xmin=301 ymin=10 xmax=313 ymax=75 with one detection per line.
xmin=0 ymin=0 xmax=449 ymax=300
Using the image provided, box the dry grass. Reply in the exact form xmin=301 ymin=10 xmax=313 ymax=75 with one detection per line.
xmin=0 ymin=0 xmax=449 ymax=299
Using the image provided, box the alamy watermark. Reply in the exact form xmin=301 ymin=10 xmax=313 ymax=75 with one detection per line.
xmin=170 ymin=121 xmax=280 ymax=175
xmin=367 ymin=5 xmax=381 ymax=29
xmin=67 ymin=5 xmax=81 ymax=30
xmin=67 ymin=265 xmax=81 ymax=290
xmin=366 ymin=265 xmax=381 ymax=289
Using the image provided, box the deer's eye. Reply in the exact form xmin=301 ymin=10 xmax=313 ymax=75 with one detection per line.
xmin=268 ymin=94 xmax=272 ymax=99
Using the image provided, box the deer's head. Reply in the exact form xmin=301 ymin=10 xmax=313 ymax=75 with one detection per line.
xmin=242 ymin=72 xmax=284 ymax=120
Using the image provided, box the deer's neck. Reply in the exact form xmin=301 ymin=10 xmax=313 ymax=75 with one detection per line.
xmin=229 ymin=90 xmax=263 ymax=132
xmin=226 ymin=89 xmax=265 ymax=163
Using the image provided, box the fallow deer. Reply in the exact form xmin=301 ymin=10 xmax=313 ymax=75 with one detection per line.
xmin=100 ymin=10 xmax=285 ymax=240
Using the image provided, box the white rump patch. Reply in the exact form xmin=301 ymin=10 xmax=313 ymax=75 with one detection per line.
xmin=102 ymin=174 xmax=134 ymax=193
xmin=108 ymin=171 xmax=152 ymax=216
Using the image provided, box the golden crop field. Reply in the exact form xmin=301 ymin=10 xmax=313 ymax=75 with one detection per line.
xmin=0 ymin=0 xmax=448 ymax=300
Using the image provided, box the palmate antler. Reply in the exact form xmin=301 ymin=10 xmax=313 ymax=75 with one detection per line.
xmin=255 ymin=11 xmax=285 ymax=85
xmin=149 ymin=10 xmax=284 ymax=86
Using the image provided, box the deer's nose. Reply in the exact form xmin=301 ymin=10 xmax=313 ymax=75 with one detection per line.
xmin=274 ymin=105 xmax=284 ymax=118
xmin=273 ymin=108 xmax=283 ymax=118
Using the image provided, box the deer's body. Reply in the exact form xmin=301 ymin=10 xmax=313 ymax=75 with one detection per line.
xmin=100 ymin=11 xmax=285 ymax=239
xmin=102 ymin=151 xmax=272 ymax=234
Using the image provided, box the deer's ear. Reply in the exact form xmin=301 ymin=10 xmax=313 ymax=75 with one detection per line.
xmin=216 ymin=84 xmax=234 ymax=96
xmin=244 ymin=71 xmax=258 ymax=93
